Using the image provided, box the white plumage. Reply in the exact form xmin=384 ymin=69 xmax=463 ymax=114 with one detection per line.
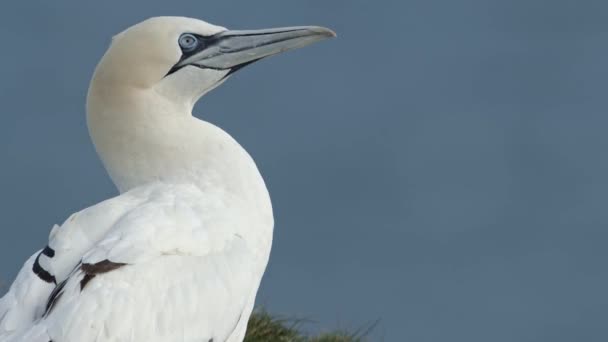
xmin=0 ymin=16 xmax=334 ymax=342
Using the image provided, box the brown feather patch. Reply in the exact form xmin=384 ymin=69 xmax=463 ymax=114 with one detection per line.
xmin=80 ymin=259 xmax=127 ymax=291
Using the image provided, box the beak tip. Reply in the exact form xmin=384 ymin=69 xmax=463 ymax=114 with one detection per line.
xmin=312 ymin=26 xmax=337 ymax=38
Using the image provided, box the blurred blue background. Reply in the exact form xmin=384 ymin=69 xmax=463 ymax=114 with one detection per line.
xmin=1 ymin=1 xmax=607 ymax=341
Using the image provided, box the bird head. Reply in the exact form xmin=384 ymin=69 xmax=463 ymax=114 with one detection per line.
xmin=90 ymin=16 xmax=335 ymax=107
xmin=86 ymin=16 xmax=334 ymax=192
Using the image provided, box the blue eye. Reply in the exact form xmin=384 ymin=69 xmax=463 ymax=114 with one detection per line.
xmin=179 ymin=34 xmax=198 ymax=51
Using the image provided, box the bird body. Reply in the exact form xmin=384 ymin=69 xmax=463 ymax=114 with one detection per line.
xmin=2 ymin=182 xmax=271 ymax=341
xmin=0 ymin=16 xmax=333 ymax=342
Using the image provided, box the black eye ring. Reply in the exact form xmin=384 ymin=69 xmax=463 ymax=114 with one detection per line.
xmin=179 ymin=33 xmax=199 ymax=51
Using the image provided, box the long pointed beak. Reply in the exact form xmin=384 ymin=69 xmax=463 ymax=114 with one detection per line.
xmin=177 ymin=26 xmax=336 ymax=71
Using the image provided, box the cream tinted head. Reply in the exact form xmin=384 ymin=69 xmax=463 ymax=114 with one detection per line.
xmin=90 ymin=16 xmax=335 ymax=105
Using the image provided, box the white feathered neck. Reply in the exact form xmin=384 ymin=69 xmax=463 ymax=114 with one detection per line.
xmin=86 ymin=62 xmax=271 ymax=221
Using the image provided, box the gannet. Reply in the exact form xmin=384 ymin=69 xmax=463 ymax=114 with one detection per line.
xmin=0 ymin=16 xmax=334 ymax=342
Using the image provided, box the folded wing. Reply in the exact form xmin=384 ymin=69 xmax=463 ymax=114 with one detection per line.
xmin=0 ymin=182 xmax=271 ymax=342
